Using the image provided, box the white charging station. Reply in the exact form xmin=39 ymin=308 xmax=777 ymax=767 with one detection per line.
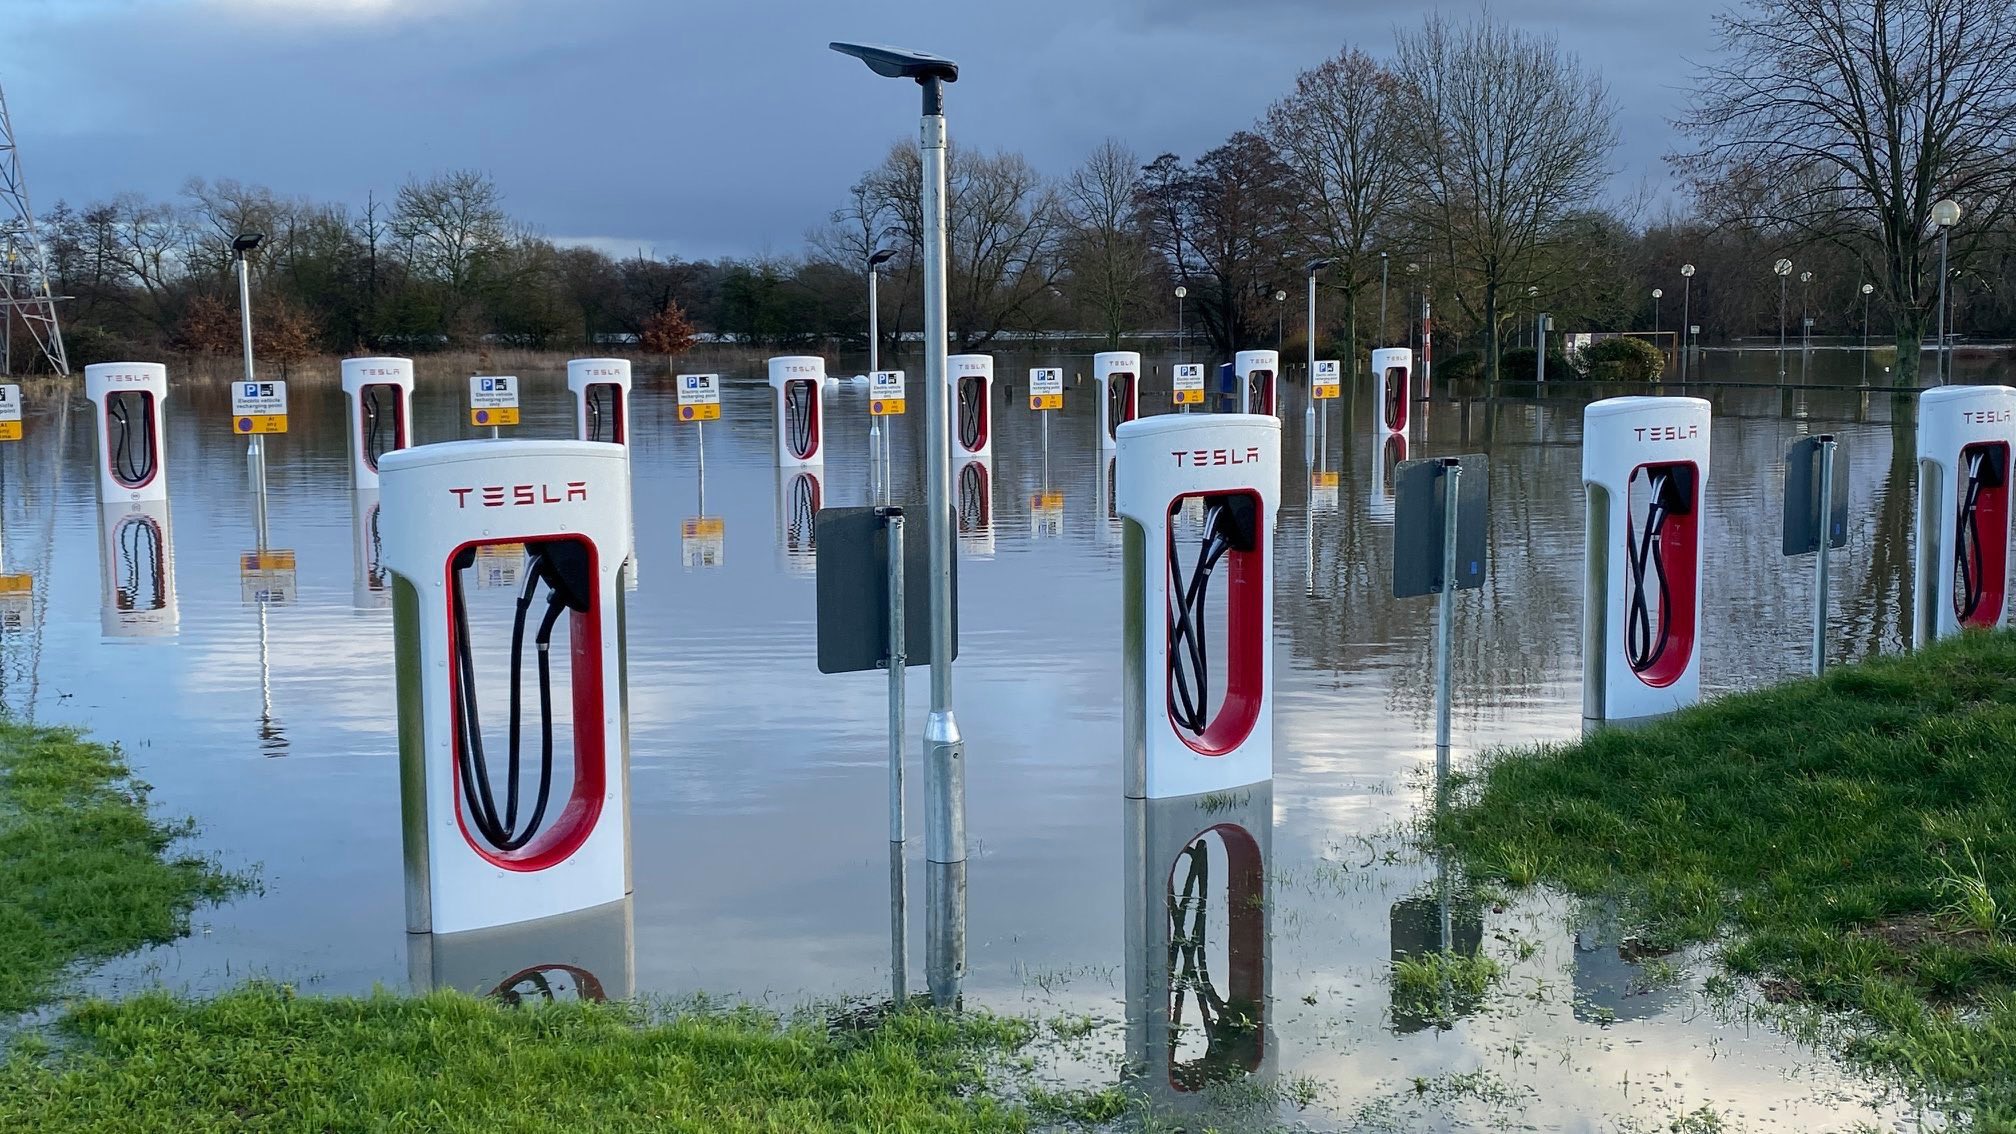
xmin=84 ymin=362 xmax=169 ymax=504
xmin=1096 ymin=351 xmax=1142 ymax=449
xmin=98 ymin=500 xmax=178 ymax=639
xmin=768 ymin=356 xmax=825 ymax=466
xmin=1125 ymin=786 xmax=1273 ymax=1105
xmin=568 ymin=358 xmax=633 ymax=447
xmin=1914 ymin=384 xmax=2016 ymax=646
xmin=341 ymin=357 xmax=415 ymax=490
xmin=1234 ymin=351 xmax=1278 ymax=418
xmin=948 ymin=354 xmax=994 ymax=459
xmin=1582 ymin=396 xmax=1711 ymax=725
xmin=1372 ymin=348 xmax=1412 ymax=435
xmin=776 ymin=467 xmax=825 ymax=574
xmin=380 ymin=439 xmax=634 ymax=935
xmin=1118 ymin=414 xmax=1280 ymax=799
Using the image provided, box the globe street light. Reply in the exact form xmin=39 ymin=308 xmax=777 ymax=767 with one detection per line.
xmin=867 ymin=247 xmax=899 ymax=503
xmin=1304 ymin=258 xmax=1333 ymax=461
xmin=1860 ymin=281 xmax=1875 ymax=384
xmin=1275 ymin=288 xmax=1288 ymax=349
xmin=1679 ymin=264 xmax=1695 ymax=381
xmin=1933 ymin=197 xmax=1961 ymax=385
xmin=1527 ymin=285 xmax=1539 ymax=348
xmin=1798 ymin=270 xmax=1814 ymax=352
xmin=1773 ymin=258 xmax=1794 ymax=380
xmin=1175 ymin=284 xmax=1188 ymax=362
xmin=1652 ymin=287 xmax=1664 ymax=340
xmin=830 ymin=38 xmax=965 ymax=1009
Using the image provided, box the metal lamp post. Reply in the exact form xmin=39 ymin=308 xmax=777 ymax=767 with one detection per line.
xmin=1860 ymin=281 xmax=1874 ymax=384
xmin=1275 ymin=288 xmax=1287 ymax=350
xmin=1799 ymin=270 xmax=1813 ymax=353
xmin=1378 ymin=251 xmax=1389 ymax=347
xmin=830 ymin=39 xmax=965 ymax=1008
xmin=867 ymin=247 xmax=898 ymax=502
xmin=1679 ymin=264 xmax=1695 ymax=381
xmin=233 ymin=232 xmax=268 ymax=547
xmin=1652 ymin=286 xmax=1663 ymax=336
xmin=1773 ymin=258 xmax=1793 ymax=380
xmin=1526 ymin=285 xmax=1538 ymax=348
xmin=1932 ymin=197 xmax=1961 ymax=385
xmin=1304 ymin=258 xmax=1332 ymax=463
xmin=1405 ymin=263 xmax=1420 ymax=357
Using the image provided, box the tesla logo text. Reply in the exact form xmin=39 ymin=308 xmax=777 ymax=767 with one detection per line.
xmin=584 ymin=367 xmax=621 ymax=377
xmin=1633 ymin=424 xmax=1700 ymax=442
xmin=359 ymin=368 xmax=402 ymax=377
xmin=448 ymin=482 xmax=589 ymax=508
xmin=1172 ymin=447 xmax=1263 ymax=467
xmin=1963 ymin=410 xmax=2013 ymax=424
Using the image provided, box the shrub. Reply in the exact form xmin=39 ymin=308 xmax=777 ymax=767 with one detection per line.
xmin=1437 ymin=350 xmax=1483 ymax=383
xmin=1579 ymin=336 xmax=1667 ymax=382
xmin=1500 ymin=347 xmax=1580 ymax=381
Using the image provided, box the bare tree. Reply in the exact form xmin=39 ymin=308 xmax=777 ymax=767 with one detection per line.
xmin=1394 ymin=13 xmax=1617 ymax=383
xmin=391 ymin=169 xmax=510 ymax=340
xmin=1060 ymin=138 xmax=1157 ymax=347
xmin=1263 ymin=47 xmax=1404 ymax=378
xmin=1136 ymin=134 xmax=1295 ymax=354
xmin=1675 ymin=0 xmax=2016 ymax=386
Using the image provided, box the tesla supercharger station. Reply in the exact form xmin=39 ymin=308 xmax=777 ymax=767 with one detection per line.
xmin=380 ymin=439 xmax=634 ymax=935
xmin=1095 ymin=351 xmax=1141 ymax=449
xmin=1582 ymin=396 xmax=1710 ymax=726
xmin=948 ymin=354 xmax=994 ymax=459
xmin=98 ymin=501 xmax=178 ymax=638
xmin=341 ymin=357 xmax=415 ymax=491
xmin=1372 ymin=348 xmax=1412 ymax=436
xmin=1124 ymin=786 xmax=1273 ymax=1107
xmin=768 ymin=356 xmax=825 ymax=466
xmin=84 ymin=362 xmax=169 ymax=504
xmin=1234 ymin=350 xmax=1278 ymax=418
xmin=1914 ymin=384 xmax=2016 ymax=646
xmin=568 ymin=358 xmax=633 ymax=446
xmin=1118 ymin=414 xmax=1280 ymax=800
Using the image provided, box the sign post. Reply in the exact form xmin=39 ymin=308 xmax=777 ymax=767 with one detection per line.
xmin=0 ymin=385 xmax=22 ymax=443
xmin=1784 ymin=435 xmax=1849 ymax=674
xmin=1393 ymin=454 xmax=1489 ymax=786
xmin=1029 ymin=367 xmax=1062 ymax=498
xmin=870 ymin=370 xmax=905 ymax=504
xmin=468 ymin=376 xmax=519 ymax=437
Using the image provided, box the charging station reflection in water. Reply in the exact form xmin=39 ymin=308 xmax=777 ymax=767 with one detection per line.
xmin=957 ymin=456 xmax=995 ymax=560
xmin=775 ymin=467 xmax=824 ymax=574
xmin=352 ymin=491 xmax=389 ymax=611
xmin=410 ymin=894 xmax=635 ymax=1004
xmin=1368 ymin=433 xmax=1406 ymax=526
xmin=98 ymin=501 xmax=178 ymax=639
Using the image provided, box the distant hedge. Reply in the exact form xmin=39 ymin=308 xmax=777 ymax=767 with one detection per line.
xmin=1500 ymin=347 xmax=1580 ymax=381
xmin=1579 ymin=337 xmax=1666 ymax=381
xmin=1438 ymin=350 xmax=1483 ymax=383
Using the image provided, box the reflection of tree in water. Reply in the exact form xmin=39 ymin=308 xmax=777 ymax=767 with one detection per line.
xmin=1166 ymin=827 xmax=1264 ymax=1092
xmin=1387 ymin=875 xmax=1486 ymax=1035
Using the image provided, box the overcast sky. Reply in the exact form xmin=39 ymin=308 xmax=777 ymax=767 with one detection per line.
xmin=9 ymin=0 xmax=1719 ymax=261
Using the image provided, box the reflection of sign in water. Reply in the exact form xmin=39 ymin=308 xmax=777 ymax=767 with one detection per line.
xmin=1030 ymin=491 xmax=1064 ymax=538
xmin=677 ymin=373 xmax=722 ymax=422
xmin=0 ymin=572 xmax=31 ymax=627
xmin=1172 ymin=364 xmax=1205 ymax=405
xmin=681 ymin=516 xmax=725 ymax=567
xmin=468 ymin=376 xmax=520 ymax=427
xmin=232 ymin=380 xmax=289 ymax=434
xmin=1312 ymin=360 xmax=1340 ymax=400
xmin=1028 ymin=367 xmax=1064 ymax=411
xmin=239 ymin=549 xmax=297 ymax=604
xmin=0 ymin=384 xmax=22 ymax=441
xmin=490 ymin=964 xmax=608 ymax=1006
xmin=870 ymin=370 xmax=905 ymax=416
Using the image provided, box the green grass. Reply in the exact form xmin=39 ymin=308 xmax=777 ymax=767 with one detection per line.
xmin=1435 ymin=630 xmax=2016 ymax=1120
xmin=0 ymin=719 xmax=245 ymax=1016
xmin=0 ymin=985 xmax=1055 ymax=1132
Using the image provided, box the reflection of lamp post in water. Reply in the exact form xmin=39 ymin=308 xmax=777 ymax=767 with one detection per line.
xmin=867 ymin=247 xmax=897 ymax=503
xmin=831 ymin=39 xmax=966 ymax=1010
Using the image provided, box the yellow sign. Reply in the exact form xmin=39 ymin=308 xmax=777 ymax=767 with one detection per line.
xmin=1314 ymin=471 xmax=1340 ymax=488
xmin=234 ymin=414 xmax=288 ymax=434
xmin=1028 ymin=393 xmax=1063 ymax=411
xmin=0 ymin=573 xmax=32 ymax=594
xmin=679 ymin=403 xmax=722 ymax=423
xmin=240 ymin=551 xmax=297 ymax=572
xmin=871 ymin=397 xmax=905 ymax=416
xmin=0 ymin=422 xmax=21 ymax=442
xmin=1031 ymin=492 xmax=1065 ymax=510
xmin=681 ymin=517 xmax=726 ymax=538
xmin=1174 ymin=389 xmax=1204 ymax=405
xmin=1313 ymin=384 xmax=1340 ymax=400
xmin=470 ymin=407 xmax=519 ymax=427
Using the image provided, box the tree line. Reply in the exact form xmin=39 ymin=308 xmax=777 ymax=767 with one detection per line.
xmin=21 ymin=0 xmax=2016 ymax=386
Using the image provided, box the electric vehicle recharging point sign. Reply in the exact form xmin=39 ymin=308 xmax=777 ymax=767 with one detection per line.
xmin=1312 ymin=361 xmax=1341 ymax=401
xmin=1172 ymin=364 xmax=1205 ymax=406
xmin=1028 ymin=368 xmax=1063 ymax=411
xmin=870 ymin=371 xmax=905 ymax=416
xmin=0 ymin=385 xmax=22 ymax=442
xmin=1784 ymin=437 xmax=1849 ymax=556
xmin=239 ymin=550 xmax=297 ymax=604
xmin=232 ymin=381 xmax=288 ymax=434
xmin=678 ymin=373 xmax=722 ymax=422
xmin=1392 ymin=455 xmax=1489 ymax=597
xmin=469 ymin=376 xmax=520 ymax=427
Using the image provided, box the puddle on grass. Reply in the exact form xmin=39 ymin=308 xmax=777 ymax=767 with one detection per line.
xmin=5 ymin=347 xmax=2006 ymax=1129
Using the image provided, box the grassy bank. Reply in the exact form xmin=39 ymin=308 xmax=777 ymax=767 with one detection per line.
xmin=1437 ymin=630 xmax=2016 ymax=1120
xmin=0 ymin=720 xmax=244 ymax=1017
xmin=0 ymin=987 xmax=1056 ymax=1133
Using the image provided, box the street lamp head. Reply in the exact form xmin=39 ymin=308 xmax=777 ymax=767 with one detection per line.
xmin=232 ymin=232 xmax=265 ymax=255
xmin=1680 ymin=263 xmax=1695 ymax=277
xmin=1274 ymin=290 xmax=1287 ymax=302
xmin=869 ymin=248 xmax=898 ymax=268
xmin=1799 ymin=271 xmax=1812 ymax=284
xmin=1773 ymin=258 xmax=1793 ymax=277
xmin=1652 ymin=288 xmax=1663 ymax=299
xmin=1861 ymin=282 xmax=1875 ymax=296
xmin=1932 ymin=198 xmax=1962 ymax=228
xmin=1527 ymin=286 xmax=1538 ymax=297
xmin=1303 ymin=257 xmax=1333 ymax=276
xmin=1174 ymin=285 xmax=1187 ymax=299
xmin=1405 ymin=262 xmax=1419 ymax=275
xmin=828 ymin=42 xmax=959 ymax=84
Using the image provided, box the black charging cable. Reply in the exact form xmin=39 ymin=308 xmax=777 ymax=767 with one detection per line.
xmin=958 ymin=376 xmax=983 ymax=449
xmin=786 ymin=381 xmax=815 ymax=458
xmin=586 ymin=384 xmax=616 ymax=444
xmin=788 ymin=472 xmax=819 ymax=546
xmin=958 ymin=461 xmax=988 ymax=532
xmin=363 ymin=386 xmax=391 ymax=470
xmin=1168 ymin=837 xmax=1227 ymax=1042
xmin=1108 ymin=375 xmax=1131 ymax=438
xmin=1625 ymin=469 xmax=1677 ymax=673
xmin=1248 ymin=372 xmax=1268 ymax=415
xmin=108 ymin=394 xmax=155 ymax=486
xmin=1168 ymin=497 xmax=1256 ymax=735
xmin=450 ymin=542 xmax=592 ymax=852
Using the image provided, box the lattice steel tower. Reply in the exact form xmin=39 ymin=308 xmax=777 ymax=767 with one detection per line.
xmin=0 ymin=81 xmax=67 ymax=377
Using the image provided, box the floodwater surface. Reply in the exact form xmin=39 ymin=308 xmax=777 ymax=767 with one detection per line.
xmin=10 ymin=346 xmax=2012 ymax=1131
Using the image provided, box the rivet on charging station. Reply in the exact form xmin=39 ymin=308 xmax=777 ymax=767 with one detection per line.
xmin=1393 ymin=453 xmax=1488 ymax=785
xmin=815 ymin=505 xmax=957 ymax=1001
xmin=1783 ymin=435 xmax=1848 ymax=674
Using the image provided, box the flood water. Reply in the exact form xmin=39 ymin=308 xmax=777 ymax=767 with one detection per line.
xmin=11 ymin=345 xmax=2013 ymax=1130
